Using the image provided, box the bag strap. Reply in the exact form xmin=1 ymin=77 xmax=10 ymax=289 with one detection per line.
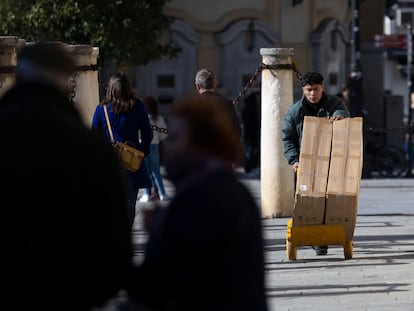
xmin=103 ymin=104 xmax=116 ymax=143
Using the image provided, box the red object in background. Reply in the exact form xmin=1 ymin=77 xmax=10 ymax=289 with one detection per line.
xmin=374 ymin=34 xmax=406 ymax=49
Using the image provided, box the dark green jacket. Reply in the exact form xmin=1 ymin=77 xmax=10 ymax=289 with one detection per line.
xmin=281 ymin=93 xmax=350 ymax=165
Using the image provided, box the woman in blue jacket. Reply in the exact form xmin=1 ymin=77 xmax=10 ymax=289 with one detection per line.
xmin=92 ymin=72 xmax=153 ymax=228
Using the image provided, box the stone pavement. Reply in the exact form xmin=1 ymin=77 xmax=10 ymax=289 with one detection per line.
xmin=130 ymin=175 xmax=414 ymax=311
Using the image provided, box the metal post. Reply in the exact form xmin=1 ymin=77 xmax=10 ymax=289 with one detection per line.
xmin=349 ymin=0 xmax=363 ymax=118
xmin=406 ymin=24 xmax=413 ymax=177
xmin=349 ymin=0 xmax=371 ymax=178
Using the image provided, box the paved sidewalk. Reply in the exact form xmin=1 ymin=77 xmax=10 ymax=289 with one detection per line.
xmin=131 ymin=176 xmax=414 ymax=311
xmin=245 ymin=177 xmax=414 ymax=311
xmin=263 ymin=214 xmax=414 ymax=311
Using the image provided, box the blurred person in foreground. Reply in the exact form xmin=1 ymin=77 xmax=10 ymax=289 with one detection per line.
xmin=92 ymin=72 xmax=153 ymax=228
xmin=0 ymin=42 xmax=132 ymax=310
xmin=124 ymin=93 xmax=268 ymax=311
xmin=282 ymin=71 xmax=349 ymax=256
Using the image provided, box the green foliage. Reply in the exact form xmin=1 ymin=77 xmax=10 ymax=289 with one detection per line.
xmin=0 ymin=0 xmax=180 ymax=65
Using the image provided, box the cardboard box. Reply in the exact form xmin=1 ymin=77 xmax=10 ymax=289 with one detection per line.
xmin=326 ymin=117 xmax=363 ymax=195
xmin=325 ymin=194 xmax=358 ymax=240
xmin=293 ymin=194 xmax=326 ymax=225
xmin=293 ymin=117 xmax=332 ymax=225
xmin=296 ymin=116 xmax=332 ymax=196
xmin=325 ymin=117 xmax=363 ymax=240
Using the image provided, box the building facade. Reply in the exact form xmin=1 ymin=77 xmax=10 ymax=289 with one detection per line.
xmin=131 ymin=0 xmax=355 ymax=115
xmin=127 ymin=0 xmax=413 ymax=169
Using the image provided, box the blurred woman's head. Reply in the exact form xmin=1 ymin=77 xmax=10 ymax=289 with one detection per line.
xmin=163 ymin=93 xmax=242 ymax=177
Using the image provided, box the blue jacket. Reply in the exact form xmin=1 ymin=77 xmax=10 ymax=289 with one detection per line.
xmin=282 ymin=93 xmax=350 ymax=165
xmin=92 ymin=99 xmax=153 ymax=189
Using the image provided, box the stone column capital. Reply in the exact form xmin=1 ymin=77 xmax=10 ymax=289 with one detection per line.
xmin=260 ymin=48 xmax=295 ymax=65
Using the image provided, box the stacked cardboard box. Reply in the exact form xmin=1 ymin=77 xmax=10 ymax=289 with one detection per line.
xmin=293 ymin=117 xmax=332 ymax=225
xmin=293 ymin=116 xmax=363 ymax=241
xmin=325 ymin=117 xmax=363 ymax=240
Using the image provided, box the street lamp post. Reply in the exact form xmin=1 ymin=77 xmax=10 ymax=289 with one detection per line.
xmin=406 ymin=24 xmax=413 ymax=177
xmin=349 ymin=0 xmax=370 ymax=177
xmin=349 ymin=0 xmax=363 ymax=118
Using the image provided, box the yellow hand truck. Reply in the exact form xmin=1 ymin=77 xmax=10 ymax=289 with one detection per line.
xmin=286 ymin=218 xmax=353 ymax=260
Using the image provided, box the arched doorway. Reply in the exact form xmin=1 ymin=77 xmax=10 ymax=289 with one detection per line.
xmin=133 ymin=19 xmax=200 ymax=116
xmin=217 ymin=19 xmax=278 ymax=102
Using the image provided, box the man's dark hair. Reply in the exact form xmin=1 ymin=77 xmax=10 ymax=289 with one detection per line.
xmin=300 ymin=71 xmax=324 ymax=87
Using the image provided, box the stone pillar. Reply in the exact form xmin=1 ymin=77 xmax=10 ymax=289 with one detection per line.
xmin=0 ymin=36 xmax=24 ymax=97
xmin=67 ymin=44 xmax=100 ymax=127
xmin=260 ymin=48 xmax=295 ymax=218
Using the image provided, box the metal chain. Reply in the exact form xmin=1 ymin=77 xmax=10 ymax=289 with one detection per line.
xmin=232 ymin=62 xmax=303 ymax=106
xmin=231 ymin=63 xmax=413 ymax=135
xmin=232 ymin=64 xmax=263 ymax=106
xmin=366 ymin=123 xmax=414 ymax=133
xmin=151 ymin=124 xmax=168 ymax=134
xmin=68 ymin=72 xmax=77 ymax=106
xmin=67 ymin=65 xmax=99 ymax=106
xmin=68 ymin=64 xmax=411 ymax=136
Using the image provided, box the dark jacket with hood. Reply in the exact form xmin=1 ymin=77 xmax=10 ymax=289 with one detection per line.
xmin=282 ymin=92 xmax=350 ymax=165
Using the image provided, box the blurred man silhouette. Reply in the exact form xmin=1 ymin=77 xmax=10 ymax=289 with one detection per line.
xmin=125 ymin=93 xmax=268 ymax=311
xmin=0 ymin=42 xmax=132 ymax=311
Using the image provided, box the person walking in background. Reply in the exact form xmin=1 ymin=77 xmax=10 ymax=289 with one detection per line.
xmin=241 ymin=89 xmax=261 ymax=175
xmin=125 ymin=93 xmax=268 ymax=311
xmin=195 ymin=68 xmax=242 ymax=142
xmin=139 ymin=95 xmax=170 ymax=202
xmin=336 ymin=82 xmax=350 ymax=110
xmin=0 ymin=42 xmax=133 ymax=311
xmin=282 ymin=71 xmax=349 ymax=256
xmin=92 ymin=72 xmax=153 ymax=229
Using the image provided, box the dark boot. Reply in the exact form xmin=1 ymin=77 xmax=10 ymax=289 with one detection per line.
xmin=314 ymin=245 xmax=328 ymax=255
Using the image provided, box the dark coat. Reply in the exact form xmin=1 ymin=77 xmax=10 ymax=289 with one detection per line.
xmin=92 ymin=100 xmax=153 ymax=190
xmin=241 ymin=90 xmax=261 ymax=172
xmin=282 ymin=93 xmax=350 ymax=165
xmin=0 ymin=81 xmax=133 ymax=311
xmin=127 ymin=156 xmax=268 ymax=311
xmin=200 ymin=91 xmax=243 ymax=140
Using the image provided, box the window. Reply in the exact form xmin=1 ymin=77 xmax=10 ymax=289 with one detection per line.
xmin=157 ymin=75 xmax=175 ymax=88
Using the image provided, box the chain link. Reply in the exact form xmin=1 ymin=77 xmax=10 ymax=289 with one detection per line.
xmin=68 ymin=64 xmax=412 ymax=136
xmin=151 ymin=124 xmax=168 ymax=134
xmin=232 ymin=64 xmax=263 ymax=106
xmin=68 ymin=72 xmax=77 ymax=106
xmin=366 ymin=123 xmax=414 ymax=134
xmin=67 ymin=65 xmax=99 ymax=106
xmin=232 ymin=62 xmax=303 ymax=106
xmin=232 ymin=63 xmax=414 ymax=135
